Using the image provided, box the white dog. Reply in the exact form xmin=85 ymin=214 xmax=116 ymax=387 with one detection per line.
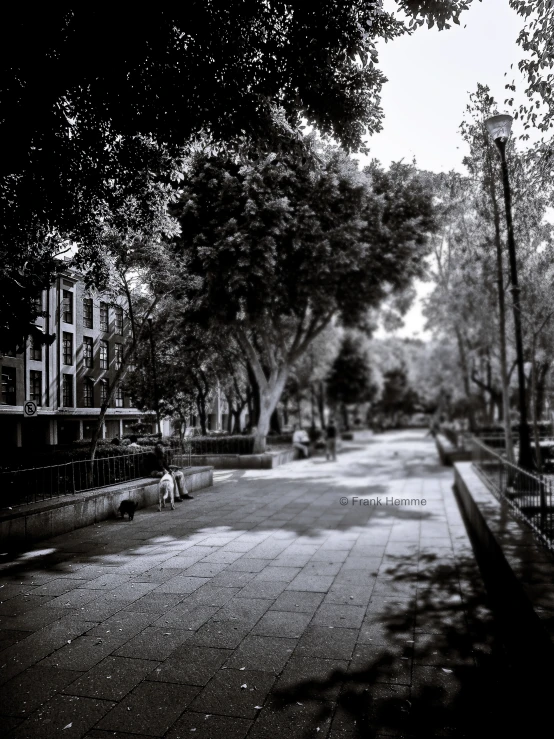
xmin=158 ymin=472 xmax=175 ymax=512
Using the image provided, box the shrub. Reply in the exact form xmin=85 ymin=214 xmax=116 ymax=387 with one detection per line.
xmin=188 ymin=435 xmax=255 ymax=455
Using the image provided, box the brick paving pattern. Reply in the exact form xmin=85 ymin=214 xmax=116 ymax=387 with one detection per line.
xmin=0 ymin=431 xmax=512 ymax=737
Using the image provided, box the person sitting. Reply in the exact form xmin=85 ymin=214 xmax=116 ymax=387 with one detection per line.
xmin=153 ymin=442 xmax=194 ymax=500
xmin=292 ymin=425 xmax=310 ymax=458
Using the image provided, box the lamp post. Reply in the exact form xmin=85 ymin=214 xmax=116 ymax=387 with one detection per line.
xmin=484 ymin=113 xmax=533 ymax=469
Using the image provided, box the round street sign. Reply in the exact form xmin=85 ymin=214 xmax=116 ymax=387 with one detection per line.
xmin=24 ymin=401 xmax=38 ymax=417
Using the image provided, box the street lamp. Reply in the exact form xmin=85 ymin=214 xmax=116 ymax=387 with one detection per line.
xmin=485 ymin=113 xmax=533 ymax=469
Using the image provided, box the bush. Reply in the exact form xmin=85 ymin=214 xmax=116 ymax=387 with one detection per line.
xmin=188 ymin=435 xmax=255 ymax=455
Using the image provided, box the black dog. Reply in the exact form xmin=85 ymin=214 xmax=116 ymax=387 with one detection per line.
xmin=118 ymin=500 xmax=137 ymax=521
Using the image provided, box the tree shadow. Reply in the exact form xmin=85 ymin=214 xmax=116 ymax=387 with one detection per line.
xmin=266 ymin=549 xmax=549 ymax=737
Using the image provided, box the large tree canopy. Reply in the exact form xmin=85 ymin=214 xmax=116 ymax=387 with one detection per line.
xmin=169 ymin=141 xmax=435 ymax=449
xmin=0 ymin=2 xmax=474 ymax=349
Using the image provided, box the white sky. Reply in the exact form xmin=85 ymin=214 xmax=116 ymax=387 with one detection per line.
xmin=368 ymin=0 xmax=528 ymax=339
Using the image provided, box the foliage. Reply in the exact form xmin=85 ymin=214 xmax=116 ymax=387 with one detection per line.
xmin=326 ymin=334 xmax=377 ymax=407
xmin=0 ymin=2 xmax=473 ymax=350
xmin=169 ymin=139 xmax=436 ymax=448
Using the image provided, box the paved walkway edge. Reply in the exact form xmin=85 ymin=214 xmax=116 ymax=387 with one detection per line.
xmin=0 ymin=466 xmax=213 ymax=550
xmin=453 ymin=461 xmax=554 ymax=675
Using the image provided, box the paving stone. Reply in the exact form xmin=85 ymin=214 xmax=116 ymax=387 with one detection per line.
xmin=64 ymin=656 xmax=159 ymax=701
xmin=7 ymin=694 xmax=115 ymax=739
xmin=165 ymin=712 xmax=252 ymax=739
xmin=188 ymin=622 xmax=252 ymax=649
xmin=226 ymin=559 xmax=273 ymax=573
xmin=154 ymin=604 xmax=219 ymax=630
xmin=0 ymin=618 xmax=98 ymax=686
xmin=154 ymin=576 xmax=210 ymax=594
xmin=121 ymin=592 xmax=185 ymax=613
xmin=96 ymin=681 xmax=199 ymax=736
xmin=225 ymin=635 xmax=297 ymax=673
xmin=275 ymin=655 xmax=348 ymax=701
xmin=236 ymin=579 xmax=288 ymax=600
xmin=0 ymin=628 xmax=33 ymax=651
xmin=43 ymin=589 xmax=102 ymax=610
xmin=0 ymin=594 xmax=55 ymax=616
xmin=148 ymin=645 xmax=230 ymax=685
xmin=251 ymin=610 xmax=312 ymax=639
xmin=247 ymin=696 xmax=333 ymax=739
xmin=0 ymin=665 xmax=80 ymax=716
xmin=286 ymin=575 xmax=335 ymax=593
xmin=212 ymin=597 xmax=274 ymax=627
xmin=311 ymin=604 xmax=365 ymax=630
xmin=295 ymin=627 xmax=358 ymax=660
xmin=189 ymin=668 xmax=276 ymax=719
xmin=0 ymin=607 xmax=73 ymax=632
xmin=269 ymin=591 xmax=324 ymax=615
xmin=253 ymin=566 xmax=301 ymax=582
xmin=130 ymin=567 xmax=188 ymax=583
xmin=114 ymin=626 xmax=195 ymax=660
xmin=349 ymin=643 xmax=413 ymax=686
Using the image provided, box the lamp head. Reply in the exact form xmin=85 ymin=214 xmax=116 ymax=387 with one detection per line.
xmin=484 ymin=113 xmax=513 ymax=143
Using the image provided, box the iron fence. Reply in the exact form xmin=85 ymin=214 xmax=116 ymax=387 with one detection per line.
xmin=1 ymin=447 xmax=191 ymax=510
xmin=471 ymin=437 xmax=554 ymax=550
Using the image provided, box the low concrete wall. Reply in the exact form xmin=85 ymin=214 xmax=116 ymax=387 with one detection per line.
xmin=0 ymin=466 xmax=213 ymax=550
xmin=435 ymin=434 xmax=472 ymax=466
xmin=453 ymin=461 xmax=554 ymax=674
xmin=190 ymin=450 xmax=298 ymax=469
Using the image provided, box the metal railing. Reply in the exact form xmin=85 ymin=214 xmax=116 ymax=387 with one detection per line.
xmin=471 ymin=437 xmax=554 ymax=550
xmin=1 ymin=447 xmax=192 ymax=510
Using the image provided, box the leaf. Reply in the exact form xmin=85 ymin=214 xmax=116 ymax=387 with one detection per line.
xmin=63 ymin=723 xmax=73 ymax=730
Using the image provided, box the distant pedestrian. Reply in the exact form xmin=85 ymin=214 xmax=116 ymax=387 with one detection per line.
xmin=292 ymin=425 xmax=310 ymax=458
xmin=325 ymin=418 xmax=337 ymax=461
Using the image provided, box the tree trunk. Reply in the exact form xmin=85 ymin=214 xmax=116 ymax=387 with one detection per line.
xmin=317 ymin=380 xmax=326 ymax=429
xmin=454 ymin=328 xmax=476 ymax=432
xmin=196 ymin=394 xmax=207 ymax=435
xmin=246 ymin=364 xmax=261 ymax=427
xmin=341 ymin=402 xmax=349 ymax=430
xmin=253 ymin=371 xmax=288 ymax=453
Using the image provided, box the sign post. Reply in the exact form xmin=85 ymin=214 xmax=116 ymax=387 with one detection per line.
xmin=24 ymin=401 xmax=38 ymax=418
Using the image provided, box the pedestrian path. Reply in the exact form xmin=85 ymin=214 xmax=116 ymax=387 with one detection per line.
xmin=0 ymin=431 xmax=512 ymax=737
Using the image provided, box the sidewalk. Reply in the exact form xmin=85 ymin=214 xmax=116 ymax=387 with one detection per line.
xmin=0 ymin=431 xmax=514 ymax=738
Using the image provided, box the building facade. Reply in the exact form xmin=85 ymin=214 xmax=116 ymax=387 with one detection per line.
xmin=0 ymin=269 xmax=154 ymax=448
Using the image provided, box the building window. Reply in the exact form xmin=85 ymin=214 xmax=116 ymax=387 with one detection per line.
xmin=100 ymin=302 xmax=108 ymax=332
xmin=100 ymin=379 xmax=109 ymax=405
xmin=63 ymin=332 xmax=73 ymax=365
xmin=114 ymin=306 xmax=123 ymax=335
xmin=1 ymin=367 xmax=16 ymax=405
xmin=83 ymin=378 xmax=94 ymax=408
xmin=114 ymin=343 xmax=123 ymax=370
xmin=62 ymin=290 xmax=73 ymax=323
xmin=83 ymin=298 xmax=93 ymax=328
xmin=62 ymin=374 xmax=73 ymax=407
xmin=100 ymin=340 xmax=109 ymax=370
xmin=30 ymin=370 xmax=42 ymax=404
xmin=83 ymin=336 xmax=93 ymax=368
xmin=115 ymin=384 xmax=124 ymax=408
xmin=30 ymin=336 xmax=42 ymax=361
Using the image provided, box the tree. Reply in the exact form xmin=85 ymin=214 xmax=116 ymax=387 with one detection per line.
xmin=0 ymin=2 xmax=474 ymax=350
xmin=170 ymin=140 xmax=436 ymax=451
xmin=326 ymin=334 xmax=376 ymax=429
xmin=73 ymin=195 xmax=183 ymax=470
